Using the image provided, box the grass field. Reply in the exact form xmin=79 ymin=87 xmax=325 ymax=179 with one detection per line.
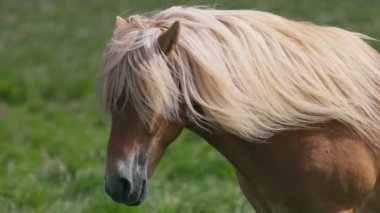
xmin=1 ymin=0 xmax=379 ymax=212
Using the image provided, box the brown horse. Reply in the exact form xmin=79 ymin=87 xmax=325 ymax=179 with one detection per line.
xmin=98 ymin=7 xmax=380 ymax=212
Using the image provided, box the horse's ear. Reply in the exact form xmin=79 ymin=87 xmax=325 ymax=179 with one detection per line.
xmin=115 ymin=16 xmax=127 ymax=29
xmin=158 ymin=21 xmax=180 ymax=55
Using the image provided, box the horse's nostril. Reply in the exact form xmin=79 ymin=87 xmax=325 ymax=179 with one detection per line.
xmin=105 ymin=176 xmax=132 ymax=203
xmin=105 ymin=174 xmax=147 ymax=205
xmin=119 ymin=177 xmax=131 ymax=194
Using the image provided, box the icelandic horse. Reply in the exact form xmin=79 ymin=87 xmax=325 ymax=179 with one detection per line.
xmin=97 ymin=6 xmax=380 ymax=213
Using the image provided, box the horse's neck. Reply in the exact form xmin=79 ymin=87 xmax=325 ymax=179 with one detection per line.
xmin=186 ymin=124 xmax=257 ymax=178
xmin=186 ymin=122 xmax=380 ymax=180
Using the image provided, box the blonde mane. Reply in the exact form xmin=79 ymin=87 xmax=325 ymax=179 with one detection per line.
xmin=98 ymin=6 xmax=380 ymax=146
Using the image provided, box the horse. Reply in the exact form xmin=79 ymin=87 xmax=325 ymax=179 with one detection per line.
xmin=97 ymin=6 xmax=380 ymax=213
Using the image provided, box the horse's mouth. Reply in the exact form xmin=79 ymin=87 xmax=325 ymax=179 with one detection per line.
xmin=124 ymin=180 xmax=147 ymax=206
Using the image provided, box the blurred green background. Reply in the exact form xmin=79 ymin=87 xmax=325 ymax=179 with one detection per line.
xmin=0 ymin=0 xmax=379 ymax=212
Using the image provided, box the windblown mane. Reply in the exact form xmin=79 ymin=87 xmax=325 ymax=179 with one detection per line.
xmin=98 ymin=6 xmax=380 ymax=146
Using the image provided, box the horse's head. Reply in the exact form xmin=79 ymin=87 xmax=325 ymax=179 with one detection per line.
xmin=103 ymin=17 xmax=184 ymax=205
xmin=105 ymin=106 xmax=184 ymax=205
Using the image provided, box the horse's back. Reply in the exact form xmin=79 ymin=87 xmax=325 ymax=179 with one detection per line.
xmin=238 ymin=121 xmax=379 ymax=213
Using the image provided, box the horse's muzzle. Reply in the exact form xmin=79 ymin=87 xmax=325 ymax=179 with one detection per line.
xmin=104 ymin=158 xmax=148 ymax=205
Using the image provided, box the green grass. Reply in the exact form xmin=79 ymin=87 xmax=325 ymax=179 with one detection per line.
xmin=1 ymin=0 xmax=379 ymax=212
